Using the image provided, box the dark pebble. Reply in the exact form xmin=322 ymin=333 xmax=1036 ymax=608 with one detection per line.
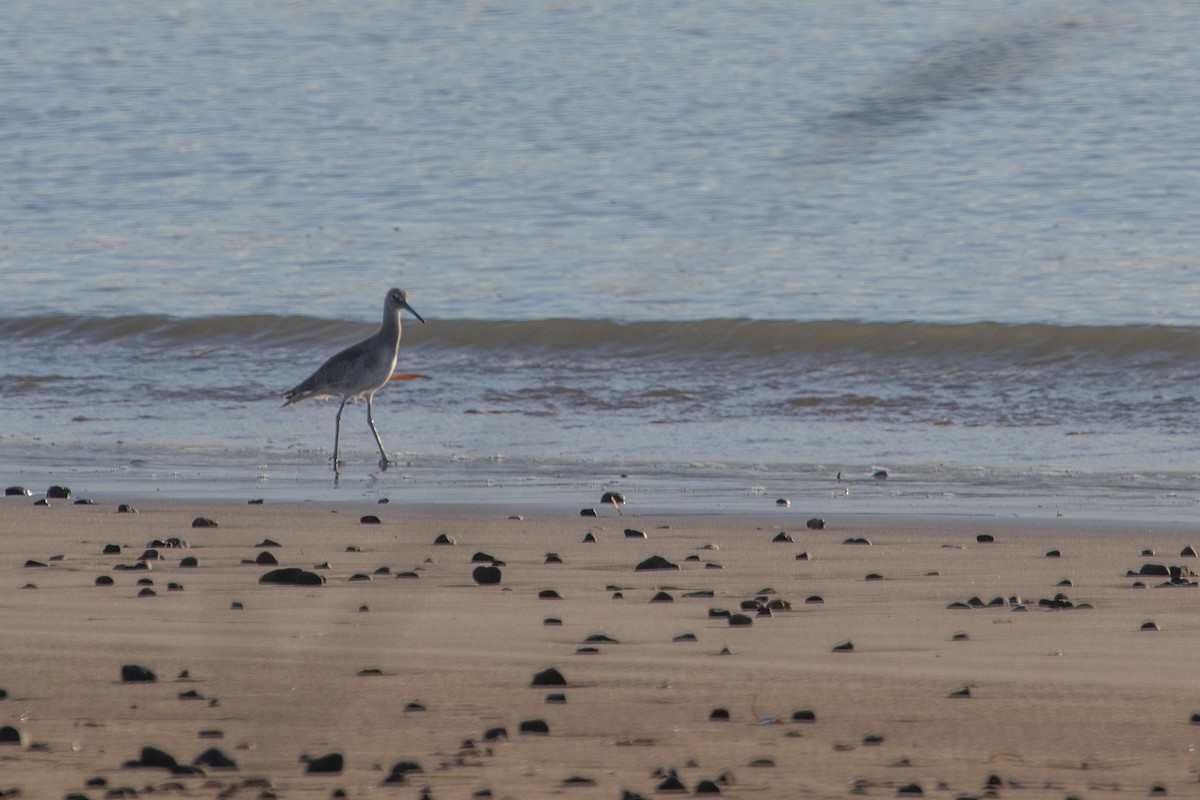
xmin=656 ymin=775 xmax=686 ymax=792
xmin=483 ymin=727 xmax=508 ymax=741
xmin=694 ymin=779 xmax=721 ymax=794
xmin=772 ymin=531 xmax=794 ymax=543
xmin=1140 ymin=563 xmax=1170 ymax=576
xmin=624 ymin=528 xmax=647 ymax=539
xmin=248 ymin=498 xmax=264 ymax=504
xmin=46 ymin=485 xmax=72 ymax=499
xmin=582 ymin=532 xmax=597 ymax=542
xmin=304 ymin=752 xmax=343 ymax=774
xmin=374 ymin=566 xmax=391 ymax=575
xmin=775 ymin=498 xmax=790 ymax=507
xmin=518 ymin=719 xmax=549 ymax=735
xmin=865 ymin=573 xmax=883 ymax=581
xmin=795 ymin=551 xmax=809 ymax=560
xmin=0 ymin=725 xmax=22 ymax=744
xmin=191 ymin=517 xmax=218 ymax=528
xmin=34 ymin=497 xmax=49 ymax=506
xmin=118 ymin=504 xmax=137 ymax=513
xmin=1046 ymin=549 xmax=1061 ymax=558
xmin=649 ymin=591 xmax=674 ymax=603
xmin=433 ymin=533 xmax=455 ymax=545
xmin=137 ymin=588 xmax=156 ymax=597
xmin=683 ymin=589 xmax=714 ymax=598
xmin=167 ymin=582 xmax=183 ymax=591
xmin=1190 ymin=713 xmax=1200 ymax=725
xmin=357 ymin=668 xmax=383 ymax=676
xmin=727 ymin=613 xmax=753 ymax=626
xmin=843 ymin=537 xmax=871 ymax=545
xmin=673 ymin=633 xmax=698 ymax=642
xmin=585 ymin=633 xmax=619 ymax=643
xmin=121 ymin=664 xmax=157 ymax=683
xmin=543 ymin=617 xmax=562 ymax=626
xmin=95 ymin=575 xmax=114 ymax=586
xmin=1183 ymin=545 xmax=1198 ymax=557
xmin=948 ymin=686 xmax=971 ymax=698
xmin=256 ymin=538 xmax=282 ymax=547
xmin=125 ymin=745 xmax=178 ymax=770
xmin=179 ymin=556 xmax=199 ymax=568
xmin=709 ymin=708 xmax=730 ymax=720
xmin=348 ymin=573 xmax=371 ymax=582
xmin=896 ymin=783 xmax=924 ymax=795
xmin=360 ymin=515 xmax=381 ymax=525
xmin=395 ymin=570 xmax=419 ymax=579
xmin=708 ymin=608 xmax=730 ymax=618
xmin=545 ymin=552 xmax=563 ymax=564
xmin=531 ymin=667 xmax=567 ymax=686
xmin=546 ymin=692 xmax=567 ymax=703
xmin=139 ymin=549 xmax=161 ymax=561
xmin=576 ymin=646 xmax=600 ymax=655
xmin=103 ymin=543 xmax=122 ymax=554
xmin=863 ymin=733 xmax=885 ymax=745
xmin=198 ymin=729 xmax=224 ymax=738
xmin=23 ymin=560 xmax=47 ymax=568
xmin=832 ymin=640 xmax=854 ymax=652
xmin=952 ymin=632 xmax=969 ymax=641
xmin=1141 ymin=620 xmax=1160 ymax=631
xmin=345 ymin=544 xmax=361 ymax=552
xmin=470 ymin=551 xmax=497 ymax=563
xmin=259 ymin=568 xmax=326 ymax=586
xmin=976 ymin=534 xmax=995 ymax=543
xmin=4 ymin=486 xmax=31 ymax=496
xmin=807 ymin=517 xmax=825 ymax=530
xmin=635 ymin=555 xmax=679 ymax=571
xmin=580 ymin=508 xmax=598 ymax=517
xmin=178 ymin=689 xmax=204 ymax=700
xmin=539 ymin=588 xmax=562 ymax=599
xmin=873 ymin=470 xmax=888 ymax=479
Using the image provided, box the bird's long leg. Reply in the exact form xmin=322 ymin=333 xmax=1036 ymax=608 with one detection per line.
xmin=366 ymin=394 xmax=390 ymax=471
xmin=333 ymin=397 xmax=349 ymax=472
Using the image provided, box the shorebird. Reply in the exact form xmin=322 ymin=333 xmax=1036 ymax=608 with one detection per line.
xmin=283 ymin=287 xmax=425 ymax=472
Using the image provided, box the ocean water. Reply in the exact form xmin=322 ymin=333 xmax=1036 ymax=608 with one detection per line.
xmin=3 ymin=1 xmax=1200 ymax=516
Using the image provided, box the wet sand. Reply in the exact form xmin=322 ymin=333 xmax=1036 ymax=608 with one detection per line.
xmin=2 ymin=496 xmax=1199 ymax=798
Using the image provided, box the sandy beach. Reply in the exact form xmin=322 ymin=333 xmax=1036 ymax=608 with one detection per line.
xmin=2 ymin=494 xmax=1199 ymax=799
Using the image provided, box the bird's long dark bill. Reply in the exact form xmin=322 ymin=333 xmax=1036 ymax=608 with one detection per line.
xmin=403 ymin=302 xmax=426 ymax=324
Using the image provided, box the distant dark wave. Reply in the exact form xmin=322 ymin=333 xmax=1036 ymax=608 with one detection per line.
xmin=4 ymin=314 xmax=1200 ymax=368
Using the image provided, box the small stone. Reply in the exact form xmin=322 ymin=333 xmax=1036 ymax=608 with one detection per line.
xmin=635 ymin=555 xmax=678 ymax=571
xmin=483 ymin=727 xmax=508 ymax=741
xmin=580 ymin=508 xmax=597 ymax=517
xmin=948 ymin=686 xmax=972 ymax=698
xmin=545 ymin=693 xmax=567 ymax=704
xmin=118 ymin=504 xmax=138 ymax=513
xmin=191 ymin=517 xmax=218 ymax=528
xmin=695 ymin=779 xmax=721 ymax=794
xmin=304 ymin=752 xmax=343 ymax=773
xmin=543 ymin=617 xmax=562 ymax=626
xmin=539 ymin=588 xmax=562 ymax=599
xmin=843 ymin=537 xmax=871 ymax=545
xmin=46 ymin=485 xmax=72 ymax=499
xmin=832 ymin=640 xmax=854 ymax=652
xmin=4 ymin=486 xmax=31 ymax=496
xmin=1182 ymin=545 xmax=1198 ymax=557
xmin=121 ymin=664 xmax=157 ymax=683
xmin=952 ymin=632 xmax=969 ymax=641
xmin=531 ymin=667 xmax=567 ymax=686
xmin=248 ymin=498 xmax=264 ymax=504
xmin=775 ymin=498 xmax=790 ymax=507
xmin=896 ymin=783 xmax=924 ymax=796
xmin=673 ymin=633 xmax=698 ymax=642
xmin=772 ymin=531 xmax=794 ymax=543
xmin=256 ymin=538 xmax=282 ymax=547
xmin=95 ymin=575 xmax=114 ymax=586
xmin=433 ymin=533 xmax=455 ymax=545
xmin=180 ymin=556 xmax=199 ymax=568
xmin=806 ymin=517 xmax=825 ymax=529
xmin=710 ymin=708 xmax=730 ymax=720
xmin=360 ymin=515 xmax=381 ymax=525
xmin=976 ymin=534 xmax=995 ymax=543
xmin=1141 ymin=620 xmax=1160 ymax=631
xmin=649 ymin=591 xmax=673 ymax=603
xmin=193 ymin=747 xmax=237 ymax=769
xmin=582 ymin=532 xmax=597 ymax=543
xmin=544 ymin=552 xmax=563 ymax=564
xmin=518 ymin=719 xmax=549 ymax=735
xmin=259 ymin=568 xmax=326 ymax=586
xmin=0 ymin=725 xmax=22 ymax=745
xmin=727 ymin=613 xmax=753 ymax=626
xmin=792 ymin=709 xmax=816 ymax=722
xmin=624 ymin=528 xmax=647 ymax=539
